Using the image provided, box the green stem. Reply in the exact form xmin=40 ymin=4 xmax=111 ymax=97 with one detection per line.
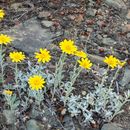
xmin=71 ymin=66 xmax=82 ymax=86
xmin=52 ymin=53 xmax=66 ymax=99
xmin=15 ymin=63 xmax=21 ymax=99
xmin=109 ymin=67 xmax=120 ymax=89
xmin=0 ymin=44 xmax=4 ymax=84
xmin=64 ymin=67 xmax=82 ymax=105
xmin=15 ymin=63 xmax=18 ymax=85
xmin=100 ymin=66 xmax=109 ymax=87
xmin=70 ymin=59 xmax=78 ymax=81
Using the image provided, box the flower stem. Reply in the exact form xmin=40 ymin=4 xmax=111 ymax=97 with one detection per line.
xmin=70 ymin=66 xmax=82 ymax=86
xmin=15 ymin=63 xmax=18 ymax=85
xmin=52 ymin=53 xmax=66 ymax=99
xmin=0 ymin=44 xmax=4 ymax=84
xmin=109 ymin=67 xmax=120 ymax=89
xmin=64 ymin=66 xmax=82 ymax=105
xmin=100 ymin=66 xmax=109 ymax=87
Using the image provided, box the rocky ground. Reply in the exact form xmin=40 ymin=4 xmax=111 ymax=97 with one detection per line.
xmin=0 ymin=0 xmax=130 ymax=130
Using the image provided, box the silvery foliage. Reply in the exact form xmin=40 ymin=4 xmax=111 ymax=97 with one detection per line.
xmin=17 ymin=61 xmax=54 ymax=89
xmin=4 ymin=94 xmax=20 ymax=110
xmin=66 ymin=83 xmax=130 ymax=123
xmin=16 ymin=61 xmax=55 ymax=107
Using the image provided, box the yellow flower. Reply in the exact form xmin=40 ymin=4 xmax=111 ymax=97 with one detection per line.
xmin=3 ymin=90 xmax=13 ymax=95
xmin=28 ymin=75 xmax=45 ymax=90
xmin=78 ymin=58 xmax=92 ymax=69
xmin=9 ymin=52 xmax=25 ymax=63
xmin=35 ymin=48 xmax=51 ymax=63
xmin=103 ymin=55 xmax=119 ymax=69
xmin=59 ymin=39 xmax=77 ymax=54
xmin=74 ymin=50 xmax=87 ymax=58
xmin=117 ymin=60 xmax=126 ymax=67
xmin=0 ymin=9 xmax=5 ymax=20
xmin=0 ymin=34 xmax=13 ymax=45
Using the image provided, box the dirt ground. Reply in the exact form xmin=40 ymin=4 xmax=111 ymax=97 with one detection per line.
xmin=0 ymin=0 xmax=130 ymax=130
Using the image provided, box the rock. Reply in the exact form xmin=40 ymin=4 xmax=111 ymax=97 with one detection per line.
xmin=101 ymin=123 xmax=123 ymax=130
xmin=43 ymin=105 xmax=61 ymax=128
xmin=3 ymin=110 xmax=16 ymax=125
xmin=88 ymin=54 xmax=105 ymax=65
xmin=68 ymin=15 xmax=76 ymax=20
xmin=87 ymin=8 xmax=97 ymax=17
xmin=104 ymin=0 xmax=127 ymax=9
xmin=120 ymin=68 xmax=130 ymax=86
xmin=2 ymin=18 xmax=62 ymax=54
xmin=87 ymin=28 xmax=93 ymax=32
xmin=10 ymin=3 xmax=22 ymax=10
xmin=41 ymin=20 xmax=53 ymax=28
xmin=123 ymin=24 xmax=130 ymax=32
xmin=102 ymin=37 xmax=116 ymax=45
xmin=97 ymin=34 xmax=103 ymax=40
xmin=48 ymin=0 xmax=62 ymax=9
xmin=38 ymin=11 xmax=51 ymax=19
xmin=63 ymin=115 xmax=75 ymax=130
xmin=126 ymin=10 xmax=130 ymax=19
xmin=26 ymin=119 xmax=41 ymax=130
xmin=127 ymin=33 xmax=130 ymax=38
xmin=0 ymin=113 xmax=6 ymax=125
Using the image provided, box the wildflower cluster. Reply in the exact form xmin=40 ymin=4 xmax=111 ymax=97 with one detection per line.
xmin=3 ymin=90 xmax=13 ymax=95
xmin=59 ymin=39 xmax=92 ymax=70
xmin=59 ymin=39 xmax=77 ymax=54
xmin=74 ymin=50 xmax=87 ymax=58
xmin=0 ymin=9 xmax=5 ymax=20
xmin=35 ymin=48 xmax=51 ymax=63
xmin=9 ymin=52 xmax=25 ymax=63
xmin=28 ymin=75 xmax=45 ymax=90
xmin=1 ymin=9 xmax=129 ymax=128
xmin=78 ymin=58 xmax=92 ymax=69
xmin=0 ymin=34 xmax=13 ymax=45
xmin=104 ymin=55 xmax=126 ymax=69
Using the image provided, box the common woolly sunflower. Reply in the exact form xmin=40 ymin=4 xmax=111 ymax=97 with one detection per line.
xmin=9 ymin=52 xmax=25 ymax=63
xmin=35 ymin=48 xmax=51 ymax=63
xmin=59 ymin=39 xmax=77 ymax=55
xmin=3 ymin=90 xmax=13 ymax=95
xmin=117 ymin=60 xmax=126 ymax=67
xmin=0 ymin=9 xmax=5 ymax=20
xmin=103 ymin=55 xmax=119 ymax=69
xmin=74 ymin=50 xmax=87 ymax=58
xmin=78 ymin=58 xmax=92 ymax=70
xmin=28 ymin=75 xmax=45 ymax=91
xmin=0 ymin=34 xmax=13 ymax=45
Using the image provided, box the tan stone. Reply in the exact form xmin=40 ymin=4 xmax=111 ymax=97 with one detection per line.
xmin=123 ymin=24 xmax=130 ymax=32
xmin=126 ymin=10 xmax=130 ymax=19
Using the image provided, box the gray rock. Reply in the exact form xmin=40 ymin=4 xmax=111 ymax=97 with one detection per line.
xmin=3 ymin=110 xmax=16 ymax=125
xmin=101 ymin=123 xmax=123 ymax=130
xmin=38 ymin=11 xmax=51 ymax=19
xmin=26 ymin=119 xmax=40 ymax=130
xmin=120 ymin=68 xmax=130 ymax=86
xmin=41 ymin=20 xmax=53 ymax=28
xmin=63 ymin=116 xmax=75 ymax=130
xmin=127 ymin=33 xmax=130 ymax=38
xmin=104 ymin=0 xmax=127 ymax=9
xmin=10 ymin=3 xmax=23 ymax=10
xmin=87 ymin=8 xmax=97 ymax=17
xmin=2 ymin=18 xmax=62 ymax=54
xmin=126 ymin=10 xmax=130 ymax=19
xmin=102 ymin=37 xmax=116 ymax=45
xmin=43 ymin=105 xmax=61 ymax=128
